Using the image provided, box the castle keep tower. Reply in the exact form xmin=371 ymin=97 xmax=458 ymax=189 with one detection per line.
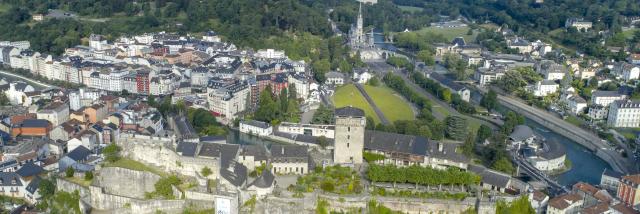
xmin=333 ymin=106 xmax=366 ymax=165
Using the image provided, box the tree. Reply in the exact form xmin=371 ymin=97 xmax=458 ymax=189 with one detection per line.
xmin=492 ymin=157 xmax=515 ymax=174
xmin=445 ymin=115 xmax=467 ymax=140
xmin=65 ymin=167 xmax=75 ymax=177
xmin=497 ymin=196 xmax=536 ymax=214
xmin=38 ymin=179 xmax=55 ymax=198
xmin=201 ymin=167 xmax=212 ymax=177
xmin=367 ymin=76 xmax=380 ymax=86
xmin=416 ymin=50 xmax=435 ymax=66
xmin=317 ymin=136 xmax=329 ymax=148
xmin=0 ymin=93 xmax=9 ymax=106
xmin=481 ymin=90 xmax=498 ymax=111
xmin=476 ymin=125 xmax=492 ymax=143
xmin=320 ymin=181 xmax=335 ymax=192
xmin=84 ymin=171 xmax=94 ymax=181
xmin=311 ymin=105 xmax=334 ymax=124
xmin=103 ymin=144 xmax=121 ymax=162
xmin=461 ymin=132 xmax=476 ymax=157
xmin=441 ymin=89 xmax=452 ymax=103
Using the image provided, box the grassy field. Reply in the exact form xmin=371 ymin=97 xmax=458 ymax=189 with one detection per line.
xmin=615 ymin=128 xmax=640 ymax=141
xmin=398 ymin=5 xmax=423 ymax=13
xmin=333 ymin=84 xmax=381 ymax=124
xmin=415 ymin=26 xmax=476 ymax=42
xmin=363 ymin=85 xmax=415 ymax=122
xmin=564 ymin=115 xmax=585 ymax=127
xmin=64 ymin=176 xmax=92 ymax=187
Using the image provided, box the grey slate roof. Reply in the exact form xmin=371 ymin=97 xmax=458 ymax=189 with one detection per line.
xmin=427 ymin=141 xmax=470 ymax=163
xmin=509 ymin=125 xmax=534 ymax=142
xmin=468 ymin=164 xmax=510 ymax=188
xmin=0 ymin=172 xmax=22 ymax=186
xmin=335 ymin=106 xmax=365 ymax=117
xmin=0 ymin=160 xmax=18 ymax=169
xmin=199 ymin=136 xmax=226 ymax=142
xmin=249 ymin=170 xmax=276 ymax=188
xmin=364 ymin=131 xmax=428 ymax=156
xmin=249 ymin=169 xmax=275 ymax=188
xmin=15 ymin=162 xmax=43 ymax=177
xmin=539 ymin=140 xmax=566 ymax=160
xmin=591 ymin=90 xmax=620 ymax=98
xmin=198 ymin=143 xmax=239 ymax=159
xmin=25 ymin=176 xmax=41 ymax=194
xmin=66 ymin=145 xmax=91 ymax=161
xmin=270 ymin=145 xmax=308 ymax=158
xmin=176 ymin=141 xmax=198 ymax=157
xmin=240 ymin=145 xmax=268 ymax=161
xmin=19 ymin=119 xmax=50 ymax=128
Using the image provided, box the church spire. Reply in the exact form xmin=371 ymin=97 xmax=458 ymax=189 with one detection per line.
xmin=357 ymin=2 xmax=363 ymax=33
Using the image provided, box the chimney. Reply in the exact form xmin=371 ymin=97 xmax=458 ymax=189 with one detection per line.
xmin=438 ymin=143 xmax=443 ymax=152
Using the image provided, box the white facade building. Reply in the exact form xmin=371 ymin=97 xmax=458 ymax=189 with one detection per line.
xmin=239 ymin=120 xmax=273 ymax=136
xmin=254 ymin=49 xmax=286 ymax=59
xmin=531 ymin=80 xmax=559 ymax=97
xmin=591 ymin=91 xmax=625 ymax=106
xmin=607 ymin=100 xmax=640 ymax=128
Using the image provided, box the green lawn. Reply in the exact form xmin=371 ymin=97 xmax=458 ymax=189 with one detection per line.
xmin=333 ymin=84 xmax=381 ymax=124
xmin=432 ymin=105 xmax=451 ymax=118
xmin=615 ymin=128 xmax=640 ymax=141
xmin=398 ymin=5 xmax=423 ymax=13
xmin=564 ymin=115 xmax=585 ymax=127
xmin=415 ymin=26 xmax=476 ymax=42
xmin=64 ymin=176 xmax=92 ymax=187
xmin=363 ymin=85 xmax=415 ymax=122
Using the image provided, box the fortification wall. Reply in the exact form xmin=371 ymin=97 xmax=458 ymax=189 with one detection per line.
xmin=253 ymin=194 xmax=493 ymax=214
xmin=56 ymin=179 xmax=90 ymax=198
xmin=117 ymin=137 xmax=220 ymax=178
xmin=95 ymin=167 xmax=162 ymax=199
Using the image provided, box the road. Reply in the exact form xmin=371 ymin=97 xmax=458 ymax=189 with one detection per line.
xmin=0 ymin=70 xmax=56 ymax=89
xmin=354 ymin=83 xmax=390 ymax=125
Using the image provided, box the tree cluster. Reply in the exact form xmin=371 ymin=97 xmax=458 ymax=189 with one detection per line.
xmin=366 ymin=164 xmax=481 ymax=186
xmin=254 ymin=85 xmax=300 ymax=124
xmin=411 ymin=72 xmax=476 ymax=114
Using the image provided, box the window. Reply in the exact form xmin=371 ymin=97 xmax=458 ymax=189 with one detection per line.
xmin=348 ymin=127 xmax=350 ymax=132
xmin=347 ymin=143 xmax=350 ymax=148
xmin=347 ymin=135 xmax=350 ymax=140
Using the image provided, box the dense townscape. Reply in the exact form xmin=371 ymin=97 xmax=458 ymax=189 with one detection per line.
xmin=0 ymin=0 xmax=638 ymax=214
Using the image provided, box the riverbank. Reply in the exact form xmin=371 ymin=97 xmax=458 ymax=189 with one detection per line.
xmin=474 ymin=86 xmax=631 ymax=175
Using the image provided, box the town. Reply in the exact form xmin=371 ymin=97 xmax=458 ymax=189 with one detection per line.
xmin=0 ymin=0 xmax=638 ymax=214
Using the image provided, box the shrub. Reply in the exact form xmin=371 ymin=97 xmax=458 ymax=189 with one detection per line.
xmin=65 ymin=167 xmax=75 ymax=177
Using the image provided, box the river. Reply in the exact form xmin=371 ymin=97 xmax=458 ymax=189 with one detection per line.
xmin=525 ymin=119 xmax=612 ymax=186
